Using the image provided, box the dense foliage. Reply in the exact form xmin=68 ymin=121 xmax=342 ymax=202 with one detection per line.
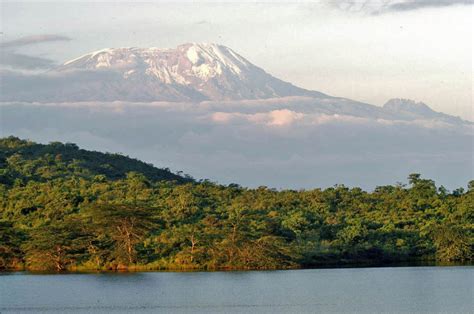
xmin=0 ymin=137 xmax=472 ymax=271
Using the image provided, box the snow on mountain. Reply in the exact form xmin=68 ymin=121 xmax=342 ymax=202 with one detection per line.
xmin=53 ymin=43 xmax=326 ymax=102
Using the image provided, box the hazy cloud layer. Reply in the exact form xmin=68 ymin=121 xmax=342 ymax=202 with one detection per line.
xmin=0 ymin=69 xmax=121 ymax=99
xmin=0 ymin=53 xmax=57 ymax=70
xmin=1 ymin=102 xmax=472 ymax=190
xmin=386 ymin=0 xmax=472 ymax=12
xmin=0 ymin=35 xmax=71 ymax=48
xmin=0 ymin=34 xmax=71 ymax=70
xmin=332 ymin=0 xmax=472 ymax=14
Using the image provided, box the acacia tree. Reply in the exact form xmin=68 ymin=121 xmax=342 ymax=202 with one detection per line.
xmin=22 ymin=219 xmax=91 ymax=271
xmin=212 ymin=195 xmax=295 ymax=269
xmin=85 ymin=204 xmax=158 ymax=265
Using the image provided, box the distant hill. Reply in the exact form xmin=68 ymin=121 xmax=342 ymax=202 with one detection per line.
xmin=382 ymin=98 xmax=466 ymax=124
xmin=0 ymin=136 xmax=191 ymax=185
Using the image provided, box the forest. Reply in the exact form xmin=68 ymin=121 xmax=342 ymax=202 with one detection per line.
xmin=0 ymin=136 xmax=472 ymax=271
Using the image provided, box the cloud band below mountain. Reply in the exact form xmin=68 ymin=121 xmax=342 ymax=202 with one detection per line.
xmin=1 ymin=101 xmax=471 ymax=190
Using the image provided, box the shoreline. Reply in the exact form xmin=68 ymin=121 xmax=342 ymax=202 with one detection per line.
xmin=2 ymin=260 xmax=472 ymax=274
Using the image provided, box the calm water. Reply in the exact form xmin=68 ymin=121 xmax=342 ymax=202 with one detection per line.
xmin=1 ymin=266 xmax=473 ymax=313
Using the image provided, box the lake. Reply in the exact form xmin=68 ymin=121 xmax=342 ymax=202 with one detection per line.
xmin=1 ymin=266 xmax=473 ymax=313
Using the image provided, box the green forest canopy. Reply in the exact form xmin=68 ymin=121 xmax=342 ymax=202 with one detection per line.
xmin=0 ymin=136 xmax=472 ymax=271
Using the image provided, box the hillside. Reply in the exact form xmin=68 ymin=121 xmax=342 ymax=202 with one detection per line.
xmin=0 ymin=136 xmax=191 ymax=185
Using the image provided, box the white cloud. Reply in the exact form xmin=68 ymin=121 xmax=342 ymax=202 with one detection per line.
xmin=267 ymin=109 xmax=305 ymax=126
xmin=210 ymin=109 xmax=304 ymax=126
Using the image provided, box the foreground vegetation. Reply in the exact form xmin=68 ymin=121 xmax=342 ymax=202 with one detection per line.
xmin=0 ymin=136 xmax=472 ymax=271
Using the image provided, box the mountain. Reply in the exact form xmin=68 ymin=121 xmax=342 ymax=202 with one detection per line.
xmin=1 ymin=43 xmax=469 ymax=125
xmin=0 ymin=136 xmax=191 ymax=185
xmin=382 ymin=98 xmax=465 ymax=124
xmin=44 ymin=43 xmax=325 ymax=102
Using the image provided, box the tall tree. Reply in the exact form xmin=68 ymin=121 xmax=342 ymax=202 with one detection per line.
xmin=22 ymin=218 xmax=91 ymax=271
xmin=0 ymin=220 xmax=25 ymax=269
xmin=85 ymin=204 xmax=158 ymax=265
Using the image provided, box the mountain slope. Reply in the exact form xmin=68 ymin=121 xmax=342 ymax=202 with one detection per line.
xmin=0 ymin=136 xmax=191 ymax=185
xmin=45 ymin=43 xmax=326 ymax=102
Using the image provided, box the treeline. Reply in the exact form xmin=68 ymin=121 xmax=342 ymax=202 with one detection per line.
xmin=0 ymin=137 xmax=472 ymax=271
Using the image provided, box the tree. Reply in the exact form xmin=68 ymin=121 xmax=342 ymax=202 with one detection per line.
xmin=468 ymin=180 xmax=474 ymax=193
xmin=431 ymin=224 xmax=472 ymax=261
xmin=22 ymin=219 xmax=91 ymax=271
xmin=0 ymin=221 xmax=25 ymax=269
xmin=85 ymin=204 xmax=158 ymax=265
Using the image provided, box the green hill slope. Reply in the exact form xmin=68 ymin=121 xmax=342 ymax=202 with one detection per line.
xmin=0 ymin=136 xmax=191 ymax=185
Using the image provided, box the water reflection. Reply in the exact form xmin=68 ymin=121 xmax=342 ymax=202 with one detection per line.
xmin=1 ymin=266 xmax=473 ymax=313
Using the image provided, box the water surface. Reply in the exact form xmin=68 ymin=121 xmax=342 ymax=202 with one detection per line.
xmin=1 ymin=266 xmax=472 ymax=313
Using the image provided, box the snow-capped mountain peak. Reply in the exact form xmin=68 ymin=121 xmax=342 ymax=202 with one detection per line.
xmin=182 ymin=43 xmax=251 ymax=76
xmin=54 ymin=43 xmax=325 ymax=102
xmin=60 ymin=43 xmax=251 ymax=83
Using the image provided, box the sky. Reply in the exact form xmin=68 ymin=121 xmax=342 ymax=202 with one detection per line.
xmin=1 ymin=0 xmax=473 ymax=120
